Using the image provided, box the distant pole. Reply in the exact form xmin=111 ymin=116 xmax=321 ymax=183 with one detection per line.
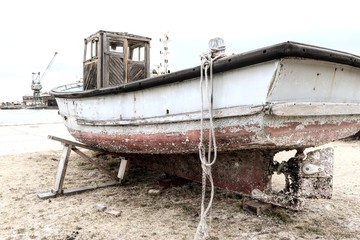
xmin=160 ymin=32 xmax=169 ymax=74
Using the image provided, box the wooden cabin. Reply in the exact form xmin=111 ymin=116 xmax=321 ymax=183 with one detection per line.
xmin=83 ymin=30 xmax=151 ymax=90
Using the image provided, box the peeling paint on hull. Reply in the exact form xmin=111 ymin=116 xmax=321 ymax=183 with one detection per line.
xmin=69 ymin=115 xmax=360 ymax=154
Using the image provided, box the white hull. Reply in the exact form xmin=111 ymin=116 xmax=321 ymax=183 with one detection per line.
xmin=54 ymin=57 xmax=360 ymax=154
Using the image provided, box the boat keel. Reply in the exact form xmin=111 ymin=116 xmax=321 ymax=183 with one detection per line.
xmin=128 ymin=150 xmax=274 ymax=195
xmin=127 ymin=147 xmax=334 ymax=210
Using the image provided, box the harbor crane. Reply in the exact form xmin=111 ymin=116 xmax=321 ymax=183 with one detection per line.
xmin=31 ymin=52 xmax=58 ymax=105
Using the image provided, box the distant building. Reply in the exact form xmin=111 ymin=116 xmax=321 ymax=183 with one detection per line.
xmin=22 ymin=92 xmax=58 ymax=108
xmin=0 ymin=101 xmax=23 ymax=109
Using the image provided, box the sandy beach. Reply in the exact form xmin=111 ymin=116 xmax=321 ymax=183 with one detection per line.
xmin=0 ymin=122 xmax=360 ymax=239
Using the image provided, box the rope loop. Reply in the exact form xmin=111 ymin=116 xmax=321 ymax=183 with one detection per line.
xmin=194 ymin=51 xmax=223 ymax=240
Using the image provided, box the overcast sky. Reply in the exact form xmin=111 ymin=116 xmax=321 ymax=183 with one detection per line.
xmin=1 ymin=0 xmax=360 ymax=102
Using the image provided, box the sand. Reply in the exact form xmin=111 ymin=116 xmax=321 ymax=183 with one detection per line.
xmin=0 ymin=124 xmax=360 ymax=239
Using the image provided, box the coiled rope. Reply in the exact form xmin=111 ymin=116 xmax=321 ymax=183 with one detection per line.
xmin=194 ymin=51 xmax=223 ymax=239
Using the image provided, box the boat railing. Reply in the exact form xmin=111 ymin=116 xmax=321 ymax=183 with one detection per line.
xmin=54 ymin=82 xmax=83 ymax=93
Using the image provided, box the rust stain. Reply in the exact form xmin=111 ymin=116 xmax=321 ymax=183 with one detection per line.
xmin=264 ymin=120 xmax=360 ymax=147
xmin=329 ymin=67 xmax=338 ymax=97
xmin=122 ymin=150 xmax=274 ymax=195
xmin=69 ymin=117 xmax=360 ymax=155
xmin=68 ymin=117 xmax=360 ymax=155
xmin=70 ymin=124 xmax=259 ymax=154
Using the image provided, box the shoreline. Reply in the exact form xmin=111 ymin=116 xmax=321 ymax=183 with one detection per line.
xmin=0 ymin=123 xmax=74 ymax=156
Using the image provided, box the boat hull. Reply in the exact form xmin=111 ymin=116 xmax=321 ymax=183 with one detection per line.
xmin=51 ymin=41 xmax=360 ymax=206
xmin=55 ymin=57 xmax=360 ymax=154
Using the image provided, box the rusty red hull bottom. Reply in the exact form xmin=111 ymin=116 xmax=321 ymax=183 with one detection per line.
xmin=117 ymin=150 xmax=277 ymax=195
xmin=112 ymin=147 xmax=333 ymax=210
xmin=69 ymin=117 xmax=360 ymax=155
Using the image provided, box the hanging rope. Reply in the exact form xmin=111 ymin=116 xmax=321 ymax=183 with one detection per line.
xmin=194 ymin=51 xmax=223 ymax=240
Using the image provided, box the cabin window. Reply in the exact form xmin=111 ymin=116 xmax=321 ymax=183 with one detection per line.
xmin=109 ymin=41 xmax=123 ymax=53
xmin=85 ymin=40 xmax=98 ymax=61
xmin=128 ymin=43 xmax=145 ymax=61
xmin=92 ymin=40 xmax=97 ymax=57
xmin=85 ymin=42 xmax=91 ymax=60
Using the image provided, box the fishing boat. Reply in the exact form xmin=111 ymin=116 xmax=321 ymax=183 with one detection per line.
xmin=51 ymin=30 xmax=360 ymax=209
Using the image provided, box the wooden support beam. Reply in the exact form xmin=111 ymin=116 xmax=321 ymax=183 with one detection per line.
xmin=37 ymin=136 xmax=129 ymax=199
xmin=117 ymin=158 xmax=128 ymax=181
xmin=38 ymin=181 xmax=119 ymax=199
xmin=48 ymin=135 xmax=100 ymax=151
xmin=72 ymin=147 xmax=119 ymax=181
xmin=52 ymin=144 xmax=71 ymax=194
